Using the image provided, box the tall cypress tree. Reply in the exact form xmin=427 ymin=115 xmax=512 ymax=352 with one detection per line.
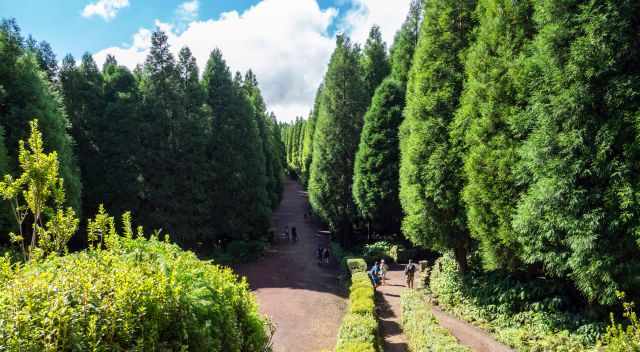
xmin=0 ymin=20 xmax=82 ymax=216
xmin=454 ymin=0 xmax=534 ymax=270
xmin=361 ymin=25 xmax=390 ymax=100
xmin=513 ymin=0 xmax=640 ymax=304
xmin=309 ymin=35 xmax=368 ymax=244
xmin=389 ymin=0 xmax=422 ymax=88
xmin=399 ymin=0 xmax=476 ymax=270
xmin=203 ymin=49 xmax=269 ymax=241
xmin=301 ymin=85 xmax=322 ymax=185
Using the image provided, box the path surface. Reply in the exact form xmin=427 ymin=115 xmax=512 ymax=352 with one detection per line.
xmin=377 ymin=267 xmax=409 ymax=352
xmin=235 ymin=180 xmax=347 ymax=352
xmin=431 ymin=306 xmax=513 ymax=352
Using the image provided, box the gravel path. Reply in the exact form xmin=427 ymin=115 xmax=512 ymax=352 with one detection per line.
xmin=377 ymin=267 xmax=409 ymax=352
xmin=235 ymin=179 xmax=347 ymax=352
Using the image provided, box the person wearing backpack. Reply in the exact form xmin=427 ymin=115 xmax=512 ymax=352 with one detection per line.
xmin=404 ymin=259 xmax=417 ymax=288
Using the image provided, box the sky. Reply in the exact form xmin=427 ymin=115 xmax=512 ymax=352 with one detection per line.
xmin=2 ymin=0 xmax=411 ymax=121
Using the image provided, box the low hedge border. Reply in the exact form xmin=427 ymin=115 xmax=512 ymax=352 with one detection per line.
xmin=401 ymin=290 xmax=471 ymax=352
xmin=335 ymin=259 xmax=380 ymax=352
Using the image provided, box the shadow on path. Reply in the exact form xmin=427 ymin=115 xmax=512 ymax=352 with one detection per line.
xmin=377 ymin=267 xmax=409 ymax=352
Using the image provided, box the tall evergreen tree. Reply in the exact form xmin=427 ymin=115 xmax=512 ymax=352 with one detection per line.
xmin=0 ymin=20 xmax=82 ymax=217
xmin=389 ymin=0 xmax=422 ymax=87
xmin=309 ymin=35 xmax=368 ymax=244
xmin=512 ymin=0 xmax=640 ymax=304
xmin=399 ymin=0 xmax=476 ymax=270
xmin=203 ymin=49 xmax=269 ymax=241
xmin=361 ymin=25 xmax=390 ymax=100
xmin=301 ymin=85 xmax=322 ymax=184
xmin=353 ymin=79 xmax=404 ymax=236
xmin=454 ymin=0 xmax=534 ymax=270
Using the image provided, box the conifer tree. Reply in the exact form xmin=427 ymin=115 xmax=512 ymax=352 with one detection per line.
xmin=512 ymin=0 xmax=640 ymax=304
xmin=399 ymin=0 xmax=475 ymax=270
xmin=301 ymin=85 xmax=322 ymax=184
xmin=203 ymin=49 xmax=269 ymax=241
xmin=361 ymin=25 xmax=390 ymax=100
xmin=353 ymin=79 xmax=404 ymax=236
xmin=389 ymin=0 xmax=422 ymax=87
xmin=309 ymin=35 xmax=368 ymax=244
xmin=454 ymin=0 xmax=534 ymax=270
xmin=0 ymin=20 xmax=82 ymax=217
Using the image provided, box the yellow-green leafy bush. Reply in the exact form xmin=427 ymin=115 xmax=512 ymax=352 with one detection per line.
xmin=401 ymin=289 xmax=470 ymax=352
xmin=336 ymin=264 xmax=379 ymax=352
xmin=346 ymin=258 xmax=367 ymax=274
xmin=0 ymin=235 xmax=272 ymax=352
xmin=600 ymin=293 xmax=640 ymax=351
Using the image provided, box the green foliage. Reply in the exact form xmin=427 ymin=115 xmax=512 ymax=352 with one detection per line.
xmin=429 ymin=254 xmax=601 ymax=351
xmin=361 ymin=25 xmax=389 ymax=100
xmin=309 ymin=35 xmax=368 ymax=243
xmin=399 ymin=0 xmax=475 ymax=269
xmin=401 ymin=290 xmax=471 ymax=352
xmin=362 ymin=241 xmax=394 ymax=264
xmin=0 ymin=20 xmax=82 ymax=220
xmin=336 ymin=270 xmax=379 ymax=352
xmin=0 ymin=120 xmax=78 ymax=261
xmin=353 ymin=79 xmax=404 ymax=236
xmin=346 ymin=258 xmax=367 ymax=274
xmin=226 ymin=240 xmax=267 ymax=263
xmin=389 ymin=0 xmax=422 ymax=87
xmin=0 ymin=221 xmax=272 ymax=351
xmin=601 ymin=292 xmax=640 ymax=351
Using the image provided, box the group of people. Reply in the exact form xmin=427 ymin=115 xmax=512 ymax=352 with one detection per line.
xmin=317 ymin=246 xmax=331 ymax=264
xmin=282 ymin=225 xmax=297 ymax=242
xmin=368 ymin=259 xmax=418 ymax=289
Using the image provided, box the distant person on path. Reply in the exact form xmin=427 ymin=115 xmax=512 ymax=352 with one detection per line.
xmin=317 ymin=246 xmax=323 ymax=264
xmin=369 ymin=261 xmax=381 ymax=289
xmin=291 ymin=227 xmax=297 ymax=242
xmin=284 ymin=225 xmax=290 ymax=240
xmin=379 ymin=259 xmax=389 ymax=286
xmin=404 ymin=259 xmax=417 ymax=288
xmin=323 ymin=247 xmax=330 ymax=264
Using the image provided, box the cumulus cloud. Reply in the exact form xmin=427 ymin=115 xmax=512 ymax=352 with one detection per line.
xmin=176 ymin=0 xmax=199 ymax=23
xmin=82 ymin=0 xmax=130 ymax=21
xmin=339 ymin=0 xmax=411 ymax=45
xmin=92 ymin=0 xmax=411 ymax=121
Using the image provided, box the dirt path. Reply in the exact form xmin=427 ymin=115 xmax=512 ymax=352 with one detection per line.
xmin=235 ymin=180 xmax=347 ymax=352
xmin=431 ymin=306 xmax=513 ymax=352
xmin=377 ymin=267 xmax=409 ymax=352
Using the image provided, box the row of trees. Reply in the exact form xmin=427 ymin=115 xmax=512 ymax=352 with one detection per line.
xmin=0 ymin=19 xmax=285 ymax=247
xmin=285 ymin=0 xmax=640 ymax=306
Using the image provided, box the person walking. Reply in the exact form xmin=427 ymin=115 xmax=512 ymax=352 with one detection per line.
xmin=291 ymin=226 xmax=297 ymax=242
xmin=404 ymin=259 xmax=417 ymax=289
xmin=379 ymin=259 xmax=389 ymax=286
xmin=369 ymin=261 xmax=381 ymax=289
xmin=323 ymin=247 xmax=330 ymax=264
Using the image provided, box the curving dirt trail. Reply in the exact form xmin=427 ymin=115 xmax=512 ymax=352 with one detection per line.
xmin=235 ymin=179 xmax=347 ymax=352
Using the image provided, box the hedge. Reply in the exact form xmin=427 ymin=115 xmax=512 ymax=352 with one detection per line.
xmin=401 ymin=290 xmax=470 ymax=352
xmin=346 ymin=258 xmax=367 ymax=274
xmin=336 ymin=261 xmax=379 ymax=352
xmin=0 ymin=236 xmax=272 ymax=351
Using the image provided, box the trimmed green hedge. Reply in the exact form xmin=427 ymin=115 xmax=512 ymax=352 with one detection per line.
xmin=401 ymin=290 xmax=470 ymax=352
xmin=0 ymin=236 xmax=272 ymax=351
xmin=346 ymin=258 xmax=367 ymax=274
xmin=336 ymin=262 xmax=379 ymax=352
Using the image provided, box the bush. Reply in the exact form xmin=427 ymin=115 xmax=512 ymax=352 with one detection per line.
xmin=347 ymin=258 xmax=368 ymax=274
xmin=600 ymin=293 xmax=640 ymax=351
xmin=0 ymin=235 xmax=272 ymax=351
xmin=401 ymin=290 xmax=470 ymax=352
xmin=336 ymin=268 xmax=379 ymax=352
xmin=429 ymin=253 xmax=601 ymax=351
xmin=362 ymin=241 xmax=393 ymax=264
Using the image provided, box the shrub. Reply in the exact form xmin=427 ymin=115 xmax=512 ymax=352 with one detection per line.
xmin=600 ymin=293 xmax=640 ymax=351
xmin=362 ymin=241 xmax=393 ymax=264
xmin=336 ymin=267 xmax=379 ymax=351
xmin=429 ymin=254 xmax=601 ymax=351
xmin=227 ymin=240 xmax=266 ymax=263
xmin=0 ymin=234 xmax=272 ymax=351
xmin=401 ymin=290 xmax=470 ymax=352
xmin=347 ymin=258 xmax=368 ymax=274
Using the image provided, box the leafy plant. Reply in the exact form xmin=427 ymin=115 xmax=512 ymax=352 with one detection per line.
xmin=600 ymin=292 xmax=640 ymax=351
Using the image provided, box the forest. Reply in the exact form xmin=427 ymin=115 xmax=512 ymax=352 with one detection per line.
xmin=2 ymin=0 xmax=640 ymax=350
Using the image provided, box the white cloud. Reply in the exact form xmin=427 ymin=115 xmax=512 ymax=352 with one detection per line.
xmin=92 ymin=0 xmax=411 ymax=121
xmin=177 ymin=0 xmax=199 ymax=22
xmin=340 ymin=0 xmax=411 ymax=46
xmin=82 ymin=0 xmax=130 ymax=21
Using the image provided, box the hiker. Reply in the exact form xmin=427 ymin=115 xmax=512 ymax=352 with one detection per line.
xmin=380 ymin=259 xmax=389 ymax=286
xmin=284 ymin=225 xmax=290 ymax=240
xmin=322 ymin=247 xmax=330 ymax=264
xmin=369 ymin=261 xmax=381 ymax=289
xmin=317 ymin=246 xmax=323 ymax=264
xmin=291 ymin=226 xmax=297 ymax=242
xmin=404 ymin=259 xmax=417 ymax=288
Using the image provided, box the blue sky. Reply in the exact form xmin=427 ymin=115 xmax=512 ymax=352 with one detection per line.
xmin=1 ymin=0 xmax=411 ymax=121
